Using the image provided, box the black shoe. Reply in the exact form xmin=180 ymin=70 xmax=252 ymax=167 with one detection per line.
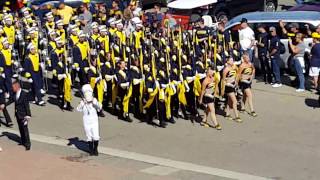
xmin=88 ymin=141 xmax=94 ymax=156
xmin=168 ymin=117 xmax=176 ymax=124
xmin=98 ymin=111 xmax=105 ymax=117
xmin=25 ymin=145 xmax=31 ymax=151
xmin=93 ymin=141 xmax=99 ymax=156
xmin=159 ymin=121 xmax=167 ymax=128
xmin=125 ymin=115 xmax=133 ymax=123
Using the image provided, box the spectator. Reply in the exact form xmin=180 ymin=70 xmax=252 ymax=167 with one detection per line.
xmin=238 ymin=18 xmax=255 ymax=61
xmin=279 ymin=20 xmax=300 ymax=38
xmin=110 ymin=0 xmax=122 ymax=19
xmin=257 ymin=24 xmax=272 ymax=84
xmin=79 ymin=3 xmax=92 ymax=34
xmin=153 ymin=4 xmax=164 ymax=24
xmin=289 ymin=33 xmax=306 ymax=92
xmin=309 ymin=33 xmax=320 ymax=91
xmin=123 ymin=2 xmax=134 ymax=21
xmin=269 ymin=26 xmax=282 ymax=88
xmin=57 ymin=1 xmax=74 ymax=29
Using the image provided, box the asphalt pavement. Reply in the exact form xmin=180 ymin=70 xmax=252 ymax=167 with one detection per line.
xmin=2 ymin=1 xmax=320 ymax=180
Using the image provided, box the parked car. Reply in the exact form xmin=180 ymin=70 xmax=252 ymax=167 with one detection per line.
xmin=165 ymin=0 xmax=278 ymax=30
xmin=289 ymin=0 xmax=320 ymax=11
xmin=225 ymin=11 xmax=320 ymax=70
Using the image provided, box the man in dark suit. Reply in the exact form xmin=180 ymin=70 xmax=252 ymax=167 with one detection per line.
xmin=12 ymin=80 xmax=31 ymax=151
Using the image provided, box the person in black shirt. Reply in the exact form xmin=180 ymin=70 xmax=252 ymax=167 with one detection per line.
xmin=12 ymin=80 xmax=32 ymax=151
xmin=269 ymin=27 xmax=282 ymax=88
xmin=257 ymin=24 xmax=272 ymax=83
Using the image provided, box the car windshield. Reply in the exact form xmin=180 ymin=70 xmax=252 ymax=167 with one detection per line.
xmin=303 ymin=0 xmax=320 ymax=4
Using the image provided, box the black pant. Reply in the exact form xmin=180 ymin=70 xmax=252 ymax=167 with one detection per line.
xmin=2 ymin=107 xmax=12 ymax=125
xmin=259 ymin=53 xmax=272 ymax=83
xmin=186 ymin=83 xmax=198 ymax=116
xmin=17 ymin=120 xmax=31 ymax=148
xmin=131 ymin=84 xmax=141 ymax=117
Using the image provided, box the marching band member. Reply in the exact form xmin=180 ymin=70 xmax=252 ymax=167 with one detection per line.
xmin=77 ymin=84 xmax=102 ymax=156
xmin=24 ymin=43 xmax=45 ymax=106
xmin=89 ymin=22 xmax=100 ymax=49
xmin=68 ymin=25 xmax=79 ymax=48
xmin=88 ymin=53 xmax=106 ymax=117
xmin=45 ymin=12 xmax=56 ymax=32
xmin=72 ymin=30 xmax=90 ymax=86
xmin=0 ymin=38 xmax=13 ymax=99
xmin=129 ymin=56 xmax=143 ymax=118
xmin=183 ymin=57 xmax=200 ymax=121
xmin=56 ymin=20 xmax=66 ymax=44
xmin=3 ymin=14 xmax=15 ymax=47
xmin=115 ymin=59 xmax=132 ymax=122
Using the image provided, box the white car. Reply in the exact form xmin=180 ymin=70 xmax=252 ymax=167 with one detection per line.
xmin=225 ymin=11 xmax=320 ymax=70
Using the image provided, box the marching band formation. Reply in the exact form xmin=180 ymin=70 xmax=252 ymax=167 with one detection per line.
xmin=0 ymin=3 xmax=259 ymax=131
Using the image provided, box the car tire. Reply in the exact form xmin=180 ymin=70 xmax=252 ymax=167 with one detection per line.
xmin=265 ymin=0 xmax=277 ymax=12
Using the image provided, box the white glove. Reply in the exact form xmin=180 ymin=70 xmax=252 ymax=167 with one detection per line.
xmin=18 ymin=68 xmax=24 ymax=72
xmin=67 ymin=57 xmax=72 ymax=63
xmin=217 ymin=65 xmax=224 ymax=72
xmin=198 ymin=73 xmax=206 ymax=79
xmin=113 ymin=75 xmax=118 ymax=82
xmin=103 ymin=81 xmax=107 ymax=92
xmin=171 ymin=84 xmax=177 ymax=94
xmin=155 ymin=81 xmax=160 ymax=88
xmin=95 ymin=76 xmax=101 ymax=83
xmin=76 ymin=67 xmax=80 ymax=72
xmin=28 ymin=79 xmax=33 ymax=83
xmin=120 ymin=82 xmax=130 ymax=89
xmin=1 ymin=73 xmax=5 ymax=78
xmin=186 ymin=76 xmax=195 ymax=82
xmin=161 ymin=84 xmax=167 ymax=89
xmin=179 ymin=74 xmax=183 ymax=82
xmin=40 ymin=62 xmax=45 ymax=70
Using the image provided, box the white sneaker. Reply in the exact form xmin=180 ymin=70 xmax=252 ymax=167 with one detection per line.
xmin=272 ymin=83 xmax=282 ymax=88
xmin=40 ymin=89 xmax=46 ymax=94
xmin=0 ymin=146 xmax=2 ymax=152
xmin=295 ymin=89 xmax=305 ymax=92
xmin=38 ymin=101 xmax=45 ymax=106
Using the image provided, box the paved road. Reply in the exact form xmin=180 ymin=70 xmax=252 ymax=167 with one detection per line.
xmin=2 ymin=1 xmax=320 ymax=180
xmin=1 ymin=75 xmax=319 ymax=180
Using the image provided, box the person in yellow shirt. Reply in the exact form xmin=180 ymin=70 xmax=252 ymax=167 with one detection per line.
xmin=57 ymin=1 xmax=74 ymax=27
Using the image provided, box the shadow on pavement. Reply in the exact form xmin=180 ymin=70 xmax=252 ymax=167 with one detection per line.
xmin=0 ymin=132 xmax=21 ymax=144
xmin=67 ymin=137 xmax=90 ymax=153
xmin=305 ymin=98 xmax=320 ymax=108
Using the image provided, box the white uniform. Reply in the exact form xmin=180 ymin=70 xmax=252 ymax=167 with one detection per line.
xmin=77 ymin=98 xmax=102 ymax=141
